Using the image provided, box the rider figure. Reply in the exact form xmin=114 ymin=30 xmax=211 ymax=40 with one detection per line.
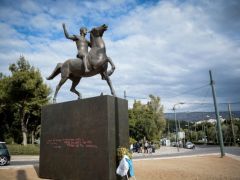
xmin=62 ymin=23 xmax=91 ymax=73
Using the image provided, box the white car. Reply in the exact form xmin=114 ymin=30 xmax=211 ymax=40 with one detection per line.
xmin=185 ymin=142 xmax=195 ymax=149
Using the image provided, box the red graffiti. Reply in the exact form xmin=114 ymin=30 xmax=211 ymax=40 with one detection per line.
xmin=46 ymin=138 xmax=98 ymax=149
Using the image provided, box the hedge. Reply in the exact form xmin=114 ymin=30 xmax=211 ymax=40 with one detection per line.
xmin=7 ymin=144 xmax=40 ymax=155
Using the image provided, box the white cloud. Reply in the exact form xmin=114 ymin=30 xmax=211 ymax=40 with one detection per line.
xmin=19 ymin=0 xmax=42 ymax=14
xmin=0 ymin=0 xmax=239 ymax=112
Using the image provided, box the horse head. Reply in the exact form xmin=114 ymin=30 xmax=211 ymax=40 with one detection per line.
xmin=90 ymin=24 xmax=108 ymax=37
xmin=89 ymin=24 xmax=108 ymax=48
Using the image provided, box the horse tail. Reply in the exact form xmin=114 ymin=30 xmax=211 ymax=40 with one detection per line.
xmin=46 ymin=63 xmax=62 ymax=80
xmin=106 ymin=57 xmax=115 ymax=76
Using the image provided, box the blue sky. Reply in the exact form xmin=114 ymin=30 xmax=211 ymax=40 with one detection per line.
xmin=0 ymin=0 xmax=240 ymax=112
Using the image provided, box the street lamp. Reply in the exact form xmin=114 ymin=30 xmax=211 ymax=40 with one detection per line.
xmin=173 ymin=102 xmax=184 ymax=152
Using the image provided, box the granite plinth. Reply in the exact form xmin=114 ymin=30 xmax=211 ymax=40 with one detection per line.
xmin=39 ymin=95 xmax=128 ymax=180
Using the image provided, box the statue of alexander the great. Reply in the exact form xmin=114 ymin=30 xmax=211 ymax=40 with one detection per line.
xmin=47 ymin=24 xmax=116 ymax=102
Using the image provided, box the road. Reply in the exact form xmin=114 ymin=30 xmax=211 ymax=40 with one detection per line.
xmin=0 ymin=156 xmax=39 ymax=169
xmin=133 ymin=145 xmax=240 ymax=159
xmin=1 ymin=145 xmax=239 ymax=168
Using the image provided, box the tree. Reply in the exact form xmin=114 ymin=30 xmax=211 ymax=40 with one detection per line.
xmin=234 ymin=120 xmax=240 ymax=145
xmin=207 ymin=126 xmax=217 ymax=143
xmin=148 ymin=95 xmax=166 ymax=138
xmin=128 ymin=95 xmax=166 ymax=141
xmin=0 ymin=73 xmax=13 ymax=142
xmin=1 ymin=56 xmax=51 ymax=145
xmin=197 ymin=131 xmax=205 ymax=141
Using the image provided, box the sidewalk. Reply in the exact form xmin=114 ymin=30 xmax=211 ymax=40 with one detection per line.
xmin=133 ymin=146 xmax=192 ymax=158
xmin=11 ymin=156 xmax=39 ymax=161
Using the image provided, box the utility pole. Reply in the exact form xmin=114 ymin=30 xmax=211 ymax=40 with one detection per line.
xmin=228 ymin=103 xmax=236 ymax=146
xmin=167 ymin=120 xmax=170 ymax=139
xmin=195 ymin=122 xmax=197 ymax=141
xmin=209 ymin=70 xmax=225 ymax=157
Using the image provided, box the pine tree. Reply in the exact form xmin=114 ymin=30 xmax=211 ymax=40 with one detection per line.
xmin=2 ymin=56 xmax=51 ymax=145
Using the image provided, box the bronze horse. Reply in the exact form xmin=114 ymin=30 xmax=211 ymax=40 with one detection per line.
xmin=47 ymin=24 xmax=116 ymax=102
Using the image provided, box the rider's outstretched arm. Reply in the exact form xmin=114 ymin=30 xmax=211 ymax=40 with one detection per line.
xmin=62 ymin=23 xmax=76 ymax=40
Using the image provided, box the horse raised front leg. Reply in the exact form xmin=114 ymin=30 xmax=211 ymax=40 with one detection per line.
xmin=53 ymin=77 xmax=68 ymax=103
xmin=102 ymin=72 xmax=116 ymax=97
xmin=70 ymin=77 xmax=82 ymax=99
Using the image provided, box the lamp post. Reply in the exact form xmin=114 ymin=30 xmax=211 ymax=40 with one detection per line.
xmin=173 ymin=102 xmax=184 ymax=152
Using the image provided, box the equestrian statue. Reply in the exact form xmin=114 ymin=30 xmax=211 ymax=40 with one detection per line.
xmin=47 ymin=24 xmax=116 ymax=102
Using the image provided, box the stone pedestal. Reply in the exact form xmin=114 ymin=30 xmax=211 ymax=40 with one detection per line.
xmin=39 ymin=95 xmax=128 ymax=180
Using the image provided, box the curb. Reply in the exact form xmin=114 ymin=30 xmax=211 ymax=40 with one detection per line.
xmin=0 ymin=164 xmax=36 ymax=170
xmin=225 ymin=153 xmax=240 ymax=161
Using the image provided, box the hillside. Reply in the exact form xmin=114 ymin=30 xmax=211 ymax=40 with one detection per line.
xmin=164 ymin=111 xmax=240 ymax=122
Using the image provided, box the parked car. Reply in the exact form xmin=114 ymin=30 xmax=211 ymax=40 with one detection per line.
xmin=171 ymin=142 xmax=176 ymax=147
xmin=185 ymin=142 xmax=195 ymax=149
xmin=0 ymin=142 xmax=11 ymax=166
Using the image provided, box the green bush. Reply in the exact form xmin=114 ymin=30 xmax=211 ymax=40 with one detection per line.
xmin=7 ymin=144 xmax=40 ymax=155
